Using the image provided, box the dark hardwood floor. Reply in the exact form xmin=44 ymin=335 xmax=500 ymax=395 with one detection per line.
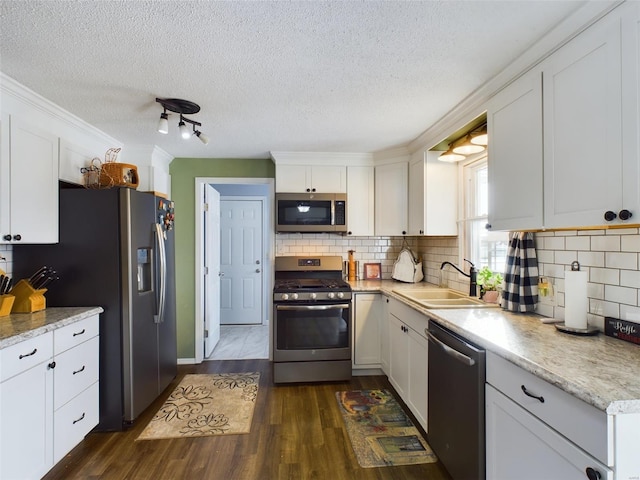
xmin=44 ymin=360 xmax=452 ymax=480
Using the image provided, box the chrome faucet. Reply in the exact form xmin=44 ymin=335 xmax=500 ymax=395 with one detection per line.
xmin=440 ymin=259 xmax=477 ymax=297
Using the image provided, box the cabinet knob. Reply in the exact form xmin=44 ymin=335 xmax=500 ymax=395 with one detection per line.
xmin=347 ymin=231 xmax=352 ymax=235
xmin=402 ymin=231 xmax=406 ymax=235
xmin=619 ymin=209 xmax=632 ymax=221
xmin=419 ymin=230 xmax=424 ymax=234
xmin=585 ymin=467 xmax=601 ymax=480
xmin=485 ymin=223 xmax=492 ymax=230
xmin=48 ymin=361 xmax=56 ymax=369
xmin=306 ymin=188 xmax=311 ymax=192
xmin=3 ymin=234 xmax=11 ymax=241
xmin=604 ymin=210 xmax=617 ymax=221
xmin=12 ymin=234 xmax=21 ymax=241
xmin=311 ymin=188 xmax=316 ymax=192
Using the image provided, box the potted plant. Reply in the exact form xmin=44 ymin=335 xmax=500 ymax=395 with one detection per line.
xmin=477 ymin=266 xmax=503 ymax=303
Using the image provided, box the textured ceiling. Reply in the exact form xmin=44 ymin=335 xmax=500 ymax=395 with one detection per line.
xmin=0 ymin=0 xmax=586 ymax=159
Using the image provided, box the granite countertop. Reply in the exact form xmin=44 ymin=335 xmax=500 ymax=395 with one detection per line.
xmin=349 ymin=279 xmax=640 ymax=415
xmin=0 ymin=306 xmax=104 ymax=349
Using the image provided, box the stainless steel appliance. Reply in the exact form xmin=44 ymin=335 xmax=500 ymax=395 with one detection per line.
xmin=427 ymin=320 xmax=486 ymax=480
xmin=275 ymin=193 xmax=347 ymax=233
xmin=14 ymin=186 xmax=177 ymax=431
xmin=273 ymin=256 xmax=352 ymax=383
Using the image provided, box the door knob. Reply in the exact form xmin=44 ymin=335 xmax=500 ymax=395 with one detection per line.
xmin=256 ymin=268 xmax=261 ymax=273
xmin=219 ymin=272 xmax=224 ymax=276
xmin=256 ymin=260 xmax=260 ymax=264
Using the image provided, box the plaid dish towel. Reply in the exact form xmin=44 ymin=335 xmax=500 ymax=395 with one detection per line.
xmin=502 ymin=232 xmax=538 ymax=312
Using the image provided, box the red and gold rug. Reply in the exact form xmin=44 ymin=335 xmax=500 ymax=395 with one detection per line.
xmin=336 ymin=389 xmax=437 ymax=468
xmin=137 ymin=372 xmax=259 ymax=440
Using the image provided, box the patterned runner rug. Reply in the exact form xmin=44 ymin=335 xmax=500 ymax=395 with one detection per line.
xmin=336 ymin=389 xmax=437 ymax=468
xmin=137 ymin=372 xmax=259 ymax=440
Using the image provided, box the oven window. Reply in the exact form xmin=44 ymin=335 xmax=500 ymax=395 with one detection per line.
xmin=277 ymin=199 xmax=332 ymax=226
xmin=276 ymin=305 xmax=349 ymax=350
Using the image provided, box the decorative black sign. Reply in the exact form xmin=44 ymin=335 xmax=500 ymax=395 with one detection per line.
xmin=604 ymin=317 xmax=640 ymax=346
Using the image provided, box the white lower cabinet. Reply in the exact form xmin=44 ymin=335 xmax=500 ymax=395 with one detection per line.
xmin=486 ymin=351 xmax=612 ymax=480
xmin=353 ymin=293 xmax=382 ymax=368
xmin=387 ymin=298 xmax=428 ymax=431
xmin=486 ymin=385 xmax=612 ymax=480
xmin=0 ymin=315 xmax=99 ymax=479
xmin=0 ymin=334 xmax=54 ymax=480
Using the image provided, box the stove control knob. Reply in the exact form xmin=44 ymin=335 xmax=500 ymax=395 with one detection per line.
xmin=337 ymin=292 xmax=344 ymax=299
xmin=292 ymin=293 xmax=299 ymax=300
xmin=310 ymin=292 xmax=317 ymax=300
xmin=327 ymin=292 xmax=335 ymax=299
xmin=281 ymin=294 xmax=289 ymax=301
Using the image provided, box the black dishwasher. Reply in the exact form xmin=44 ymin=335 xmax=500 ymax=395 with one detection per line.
xmin=426 ymin=320 xmax=486 ymax=480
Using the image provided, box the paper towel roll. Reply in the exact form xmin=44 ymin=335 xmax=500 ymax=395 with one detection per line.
xmin=564 ymin=270 xmax=588 ymax=329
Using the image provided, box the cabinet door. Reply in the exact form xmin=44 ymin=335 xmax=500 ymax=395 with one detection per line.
xmin=311 ymin=166 xmax=346 ymax=193
xmin=275 ymin=165 xmax=309 ymax=192
xmin=346 ymin=166 xmax=374 ymax=236
xmin=486 ymin=385 xmax=613 ymax=480
xmin=380 ymin=296 xmax=390 ymax=374
xmin=410 ymin=153 xmax=457 ymax=236
xmin=8 ymin=116 xmax=59 ymax=243
xmin=543 ymin=13 xmax=623 ymax=228
xmin=353 ymin=293 xmax=381 ymax=366
xmin=388 ymin=314 xmax=409 ymax=398
xmin=375 ymin=162 xmax=408 ymax=236
xmin=487 ymin=67 xmax=543 ymax=231
xmin=0 ymin=362 xmax=54 ymax=480
xmin=407 ymin=327 xmax=428 ymax=430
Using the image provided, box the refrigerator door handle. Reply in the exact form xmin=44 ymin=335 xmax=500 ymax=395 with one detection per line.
xmin=154 ymin=223 xmax=167 ymax=324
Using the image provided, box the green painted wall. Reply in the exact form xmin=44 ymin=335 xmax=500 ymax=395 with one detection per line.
xmin=169 ymin=158 xmax=275 ymax=358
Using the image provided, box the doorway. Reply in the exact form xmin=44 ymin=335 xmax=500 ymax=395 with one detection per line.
xmin=194 ymin=178 xmax=274 ymax=364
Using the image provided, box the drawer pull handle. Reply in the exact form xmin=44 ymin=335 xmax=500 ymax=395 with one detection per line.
xmin=19 ymin=348 xmax=37 ymax=359
xmin=585 ymin=467 xmax=601 ymax=480
xmin=73 ymin=413 xmax=86 ymax=424
xmin=521 ymin=385 xmax=545 ymax=403
xmin=73 ymin=365 xmax=86 ymax=375
xmin=73 ymin=329 xmax=86 ymax=337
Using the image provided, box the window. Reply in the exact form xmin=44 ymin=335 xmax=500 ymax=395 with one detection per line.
xmin=461 ymin=156 xmax=508 ymax=273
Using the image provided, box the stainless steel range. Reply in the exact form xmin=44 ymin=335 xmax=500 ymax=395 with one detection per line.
xmin=273 ymin=256 xmax=352 ymax=383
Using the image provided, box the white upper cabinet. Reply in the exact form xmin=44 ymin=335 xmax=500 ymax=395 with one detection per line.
xmin=375 ymin=161 xmax=408 ymax=236
xmin=275 ymin=164 xmax=346 ymax=193
xmin=543 ymin=9 xmax=625 ymax=229
xmin=408 ymin=151 xmax=457 ymax=236
xmin=346 ymin=165 xmax=374 ymax=236
xmin=487 ymin=67 xmax=544 ymax=231
xmin=1 ymin=114 xmax=59 ymax=244
xmin=488 ymin=2 xmax=639 ymax=231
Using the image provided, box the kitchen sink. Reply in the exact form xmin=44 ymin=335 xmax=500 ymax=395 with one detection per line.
xmin=392 ymin=288 xmax=497 ymax=309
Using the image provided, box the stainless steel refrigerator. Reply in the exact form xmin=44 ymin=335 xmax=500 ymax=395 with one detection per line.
xmin=14 ymin=186 xmax=177 ymax=431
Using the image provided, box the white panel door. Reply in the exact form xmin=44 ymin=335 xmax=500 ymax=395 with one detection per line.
xmin=220 ymin=199 xmax=263 ymax=325
xmin=204 ymin=184 xmax=220 ymax=357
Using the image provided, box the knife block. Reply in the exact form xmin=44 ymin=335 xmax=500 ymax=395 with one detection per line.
xmin=10 ymin=279 xmax=47 ymax=313
xmin=0 ymin=294 xmax=15 ymax=317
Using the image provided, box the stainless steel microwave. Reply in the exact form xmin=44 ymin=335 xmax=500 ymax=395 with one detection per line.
xmin=275 ymin=193 xmax=347 ymax=233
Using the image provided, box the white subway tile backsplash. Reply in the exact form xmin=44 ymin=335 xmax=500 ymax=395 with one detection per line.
xmin=565 ymin=236 xmax=591 ymax=251
xmin=543 ymin=236 xmax=565 ymax=250
xmin=555 ymin=250 xmax=580 ymax=266
xmin=590 ymin=267 xmax=619 ymax=286
xmin=621 ymin=235 xmax=640 ymax=252
xmin=536 ymin=249 xmax=555 ymax=264
xmin=605 ymin=251 xmax=638 ymax=269
xmin=591 ymin=235 xmax=620 ymax=252
xmin=577 ymin=251 xmax=605 ymax=267
xmin=587 ymin=282 xmax=604 ymax=300
xmin=604 ymin=285 xmax=637 ymax=306
xmin=620 ymin=269 xmax=640 ymax=288
xmin=619 ymin=304 xmax=640 ymax=323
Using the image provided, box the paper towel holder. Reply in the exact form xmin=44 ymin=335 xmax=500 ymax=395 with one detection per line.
xmin=570 ymin=261 xmax=581 ymax=271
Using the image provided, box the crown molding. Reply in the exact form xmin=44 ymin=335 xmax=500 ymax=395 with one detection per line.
xmin=270 ymin=151 xmax=373 ymax=166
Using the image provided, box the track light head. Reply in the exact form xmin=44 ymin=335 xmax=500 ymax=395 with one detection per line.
xmin=178 ymin=116 xmax=190 ymax=139
xmin=157 ymin=111 xmax=169 ymax=134
xmin=195 ymin=130 xmax=209 ymax=145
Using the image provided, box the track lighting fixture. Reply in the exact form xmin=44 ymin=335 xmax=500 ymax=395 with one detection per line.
xmin=155 ymin=97 xmax=209 ymax=145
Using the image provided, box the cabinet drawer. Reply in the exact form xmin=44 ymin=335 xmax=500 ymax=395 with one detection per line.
xmin=54 ymin=335 xmax=99 ymax=410
xmin=486 ymin=351 xmax=608 ymax=465
xmin=388 ymin=297 xmax=428 ymax=338
xmin=54 ymin=315 xmax=99 ymax=355
xmin=53 ymin=381 xmax=99 ymax=463
xmin=0 ymin=332 xmax=53 ymax=382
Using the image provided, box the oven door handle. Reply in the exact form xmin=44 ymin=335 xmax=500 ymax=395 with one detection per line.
xmin=276 ymin=304 xmax=351 ymax=311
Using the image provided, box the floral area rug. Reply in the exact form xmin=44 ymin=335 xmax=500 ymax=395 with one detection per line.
xmin=336 ymin=389 xmax=437 ymax=468
xmin=137 ymin=372 xmax=259 ymax=440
